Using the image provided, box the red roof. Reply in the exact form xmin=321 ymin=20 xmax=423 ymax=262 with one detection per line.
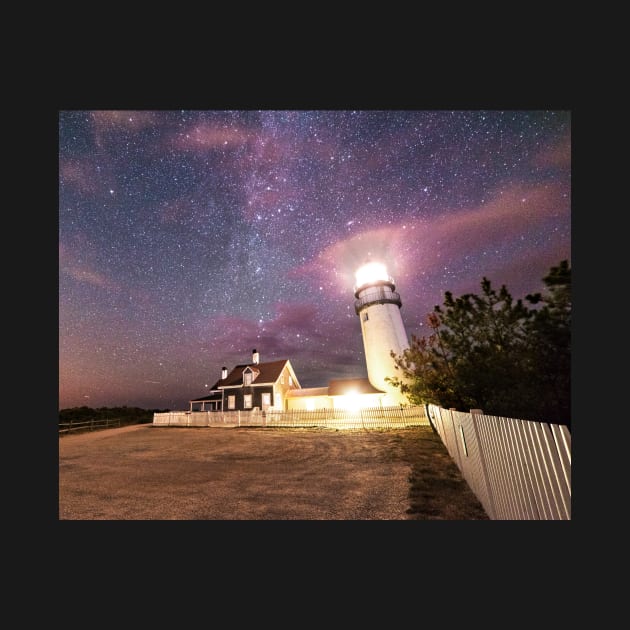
xmin=218 ymin=359 xmax=290 ymax=387
xmin=327 ymin=378 xmax=385 ymax=396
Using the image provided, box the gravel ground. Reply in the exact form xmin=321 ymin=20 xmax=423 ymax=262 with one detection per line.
xmin=58 ymin=424 xmax=489 ymax=520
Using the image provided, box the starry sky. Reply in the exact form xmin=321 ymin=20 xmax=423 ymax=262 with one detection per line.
xmin=59 ymin=110 xmax=571 ymax=411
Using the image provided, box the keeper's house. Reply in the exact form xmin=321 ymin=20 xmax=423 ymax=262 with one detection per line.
xmin=189 ymin=350 xmax=300 ymax=413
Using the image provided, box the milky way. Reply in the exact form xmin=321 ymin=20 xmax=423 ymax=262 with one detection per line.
xmin=59 ymin=110 xmax=571 ymax=410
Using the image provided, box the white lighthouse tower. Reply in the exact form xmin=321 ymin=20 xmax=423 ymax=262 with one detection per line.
xmin=354 ymin=262 xmax=410 ymax=406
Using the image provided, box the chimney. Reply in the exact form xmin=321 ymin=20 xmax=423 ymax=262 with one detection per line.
xmin=221 ymin=367 xmax=228 ymax=380
xmin=252 ymin=349 xmax=260 ymax=365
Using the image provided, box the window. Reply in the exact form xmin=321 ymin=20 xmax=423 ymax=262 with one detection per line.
xmin=244 ymin=394 xmax=253 ymax=408
xmin=261 ymin=393 xmax=271 ymax=409
xmin=288 ymin=375 xmax=293 ymax=387
xmin=362 ymin=312 xmax=369 ymax=322
xmin=228 ymin=395 xmax=236 ymax=410
xmin=244 ymin=371 xmax=252 ymax=385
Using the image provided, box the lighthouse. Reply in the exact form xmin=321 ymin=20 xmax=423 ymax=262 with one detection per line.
xmin=354 ymin=262 xmax=410 ymax=406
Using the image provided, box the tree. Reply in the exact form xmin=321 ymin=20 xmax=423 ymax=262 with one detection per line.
xmin=387 ymin=261 xmax=571 ymax=426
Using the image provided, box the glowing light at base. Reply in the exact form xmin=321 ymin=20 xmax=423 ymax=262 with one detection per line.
xmin=337 ymin=390 xmax=362 ymax=412
xmin=355 ymin=261 xmax=390 ymax=288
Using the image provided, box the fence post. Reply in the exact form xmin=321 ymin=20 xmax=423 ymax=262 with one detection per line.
xmin=449 ymin=407 xmax=462 ymax=462
xmin=425 ymin=404 xmax=437 ymax=433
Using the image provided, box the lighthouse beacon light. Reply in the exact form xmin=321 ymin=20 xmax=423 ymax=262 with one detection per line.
xmin=354 ymin=261 xmax=390 ymax=290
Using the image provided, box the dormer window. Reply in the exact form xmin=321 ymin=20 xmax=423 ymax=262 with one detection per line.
xmin=243 ymin=366 xmax=259 ymax=386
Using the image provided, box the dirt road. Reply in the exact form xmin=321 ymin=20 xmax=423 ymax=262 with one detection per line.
xmin=58 ymin=424 xmax=489 ymax=520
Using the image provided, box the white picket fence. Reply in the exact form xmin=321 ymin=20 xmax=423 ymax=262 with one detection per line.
xmin=426 ymin=405 xmax=571 ymax=520
xmin=153 ymin=405 xmax=430 ymax=430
